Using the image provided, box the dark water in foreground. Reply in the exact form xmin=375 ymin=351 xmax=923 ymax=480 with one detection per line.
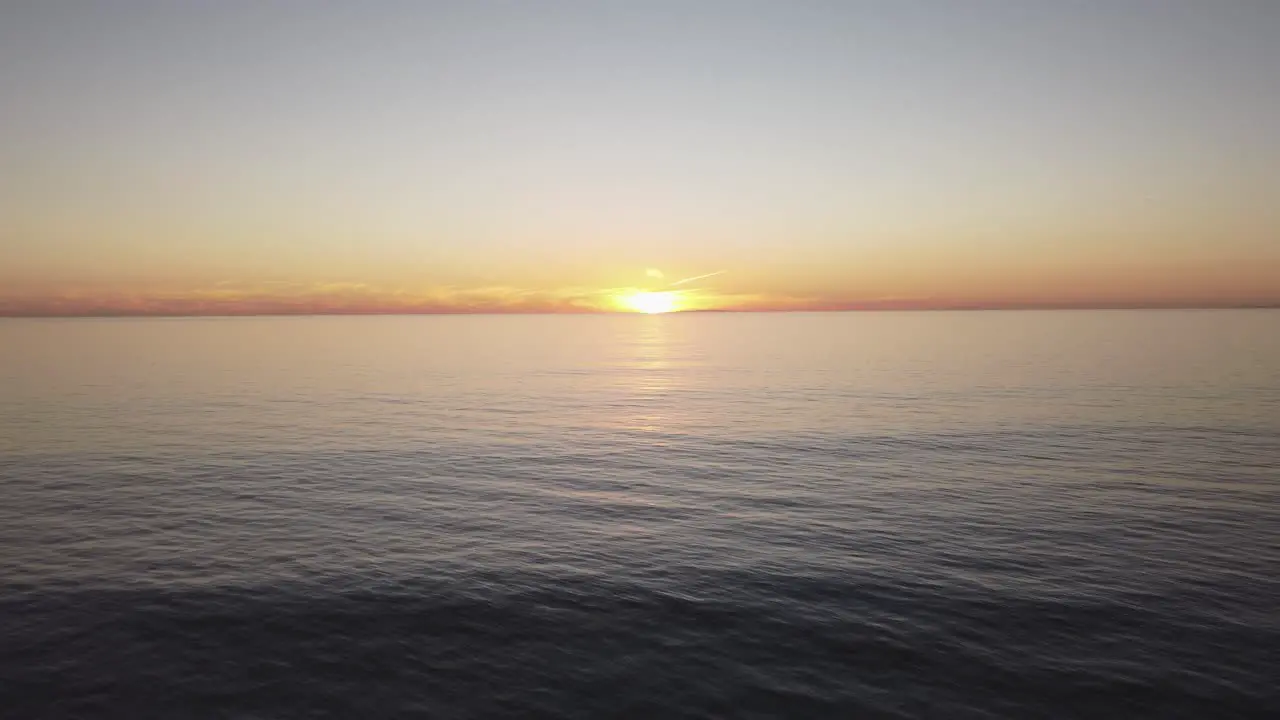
xmin=2 ymin=311 xmax=1278 ymax=718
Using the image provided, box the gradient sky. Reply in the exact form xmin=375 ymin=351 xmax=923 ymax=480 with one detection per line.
xmin=3 ymin=0 xmax=1278 ymax=314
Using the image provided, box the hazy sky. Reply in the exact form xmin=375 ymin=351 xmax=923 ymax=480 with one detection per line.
xmin=3 ymin=0 xmax=1278 ymax=314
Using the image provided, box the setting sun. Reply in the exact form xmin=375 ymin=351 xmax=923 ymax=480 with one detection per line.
xmin=620 ymin=291 xmax=679 ymax=314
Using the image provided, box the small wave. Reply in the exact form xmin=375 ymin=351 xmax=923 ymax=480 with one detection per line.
xmin=2 ymin=571 xmax=1276 ymax=718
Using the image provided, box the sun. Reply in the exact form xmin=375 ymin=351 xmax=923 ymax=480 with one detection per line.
xmin=620 ymin=291 xmax=678 ymax=314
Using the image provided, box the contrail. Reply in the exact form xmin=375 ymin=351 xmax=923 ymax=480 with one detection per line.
xmin=669 ymin=270 xmax=726 ymax=286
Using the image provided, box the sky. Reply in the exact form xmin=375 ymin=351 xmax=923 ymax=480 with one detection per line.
xmin=2 ymin=0 xmax=1278 ymax=315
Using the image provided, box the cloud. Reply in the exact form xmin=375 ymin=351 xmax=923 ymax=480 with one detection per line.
xmin=0 ymin=281 xmax=620 ymax=316
xmin=3 ymin=281 xmax=1267 ymax=316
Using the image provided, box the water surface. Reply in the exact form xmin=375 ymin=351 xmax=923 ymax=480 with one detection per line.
xmin=2 ymin=311 xmax=1277 ymax=717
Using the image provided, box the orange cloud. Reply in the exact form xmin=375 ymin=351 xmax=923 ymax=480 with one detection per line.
xmin=1 ymin=279 xmax=1277 ymax=317
xmin=0 ymin=281 xmax=624 ymax=316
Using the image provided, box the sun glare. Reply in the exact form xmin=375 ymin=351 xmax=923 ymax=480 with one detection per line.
xmin=620 ymin=291 xmax=678 ymax=314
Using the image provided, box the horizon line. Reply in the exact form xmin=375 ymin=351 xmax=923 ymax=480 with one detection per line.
xmin=2 ymin=304 xmax=1278 ymax=319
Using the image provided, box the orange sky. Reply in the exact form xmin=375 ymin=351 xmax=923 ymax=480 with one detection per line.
xmin=3 ymin=2 xmax=1279 ymax=316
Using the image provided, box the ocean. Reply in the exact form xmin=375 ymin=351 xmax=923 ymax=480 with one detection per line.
xmin=1 ymin=310 xmax=1277 ymax=718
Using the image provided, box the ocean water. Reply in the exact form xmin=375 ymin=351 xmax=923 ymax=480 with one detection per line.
xmin=1 ymin=310 xmax=1277 ymax=718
